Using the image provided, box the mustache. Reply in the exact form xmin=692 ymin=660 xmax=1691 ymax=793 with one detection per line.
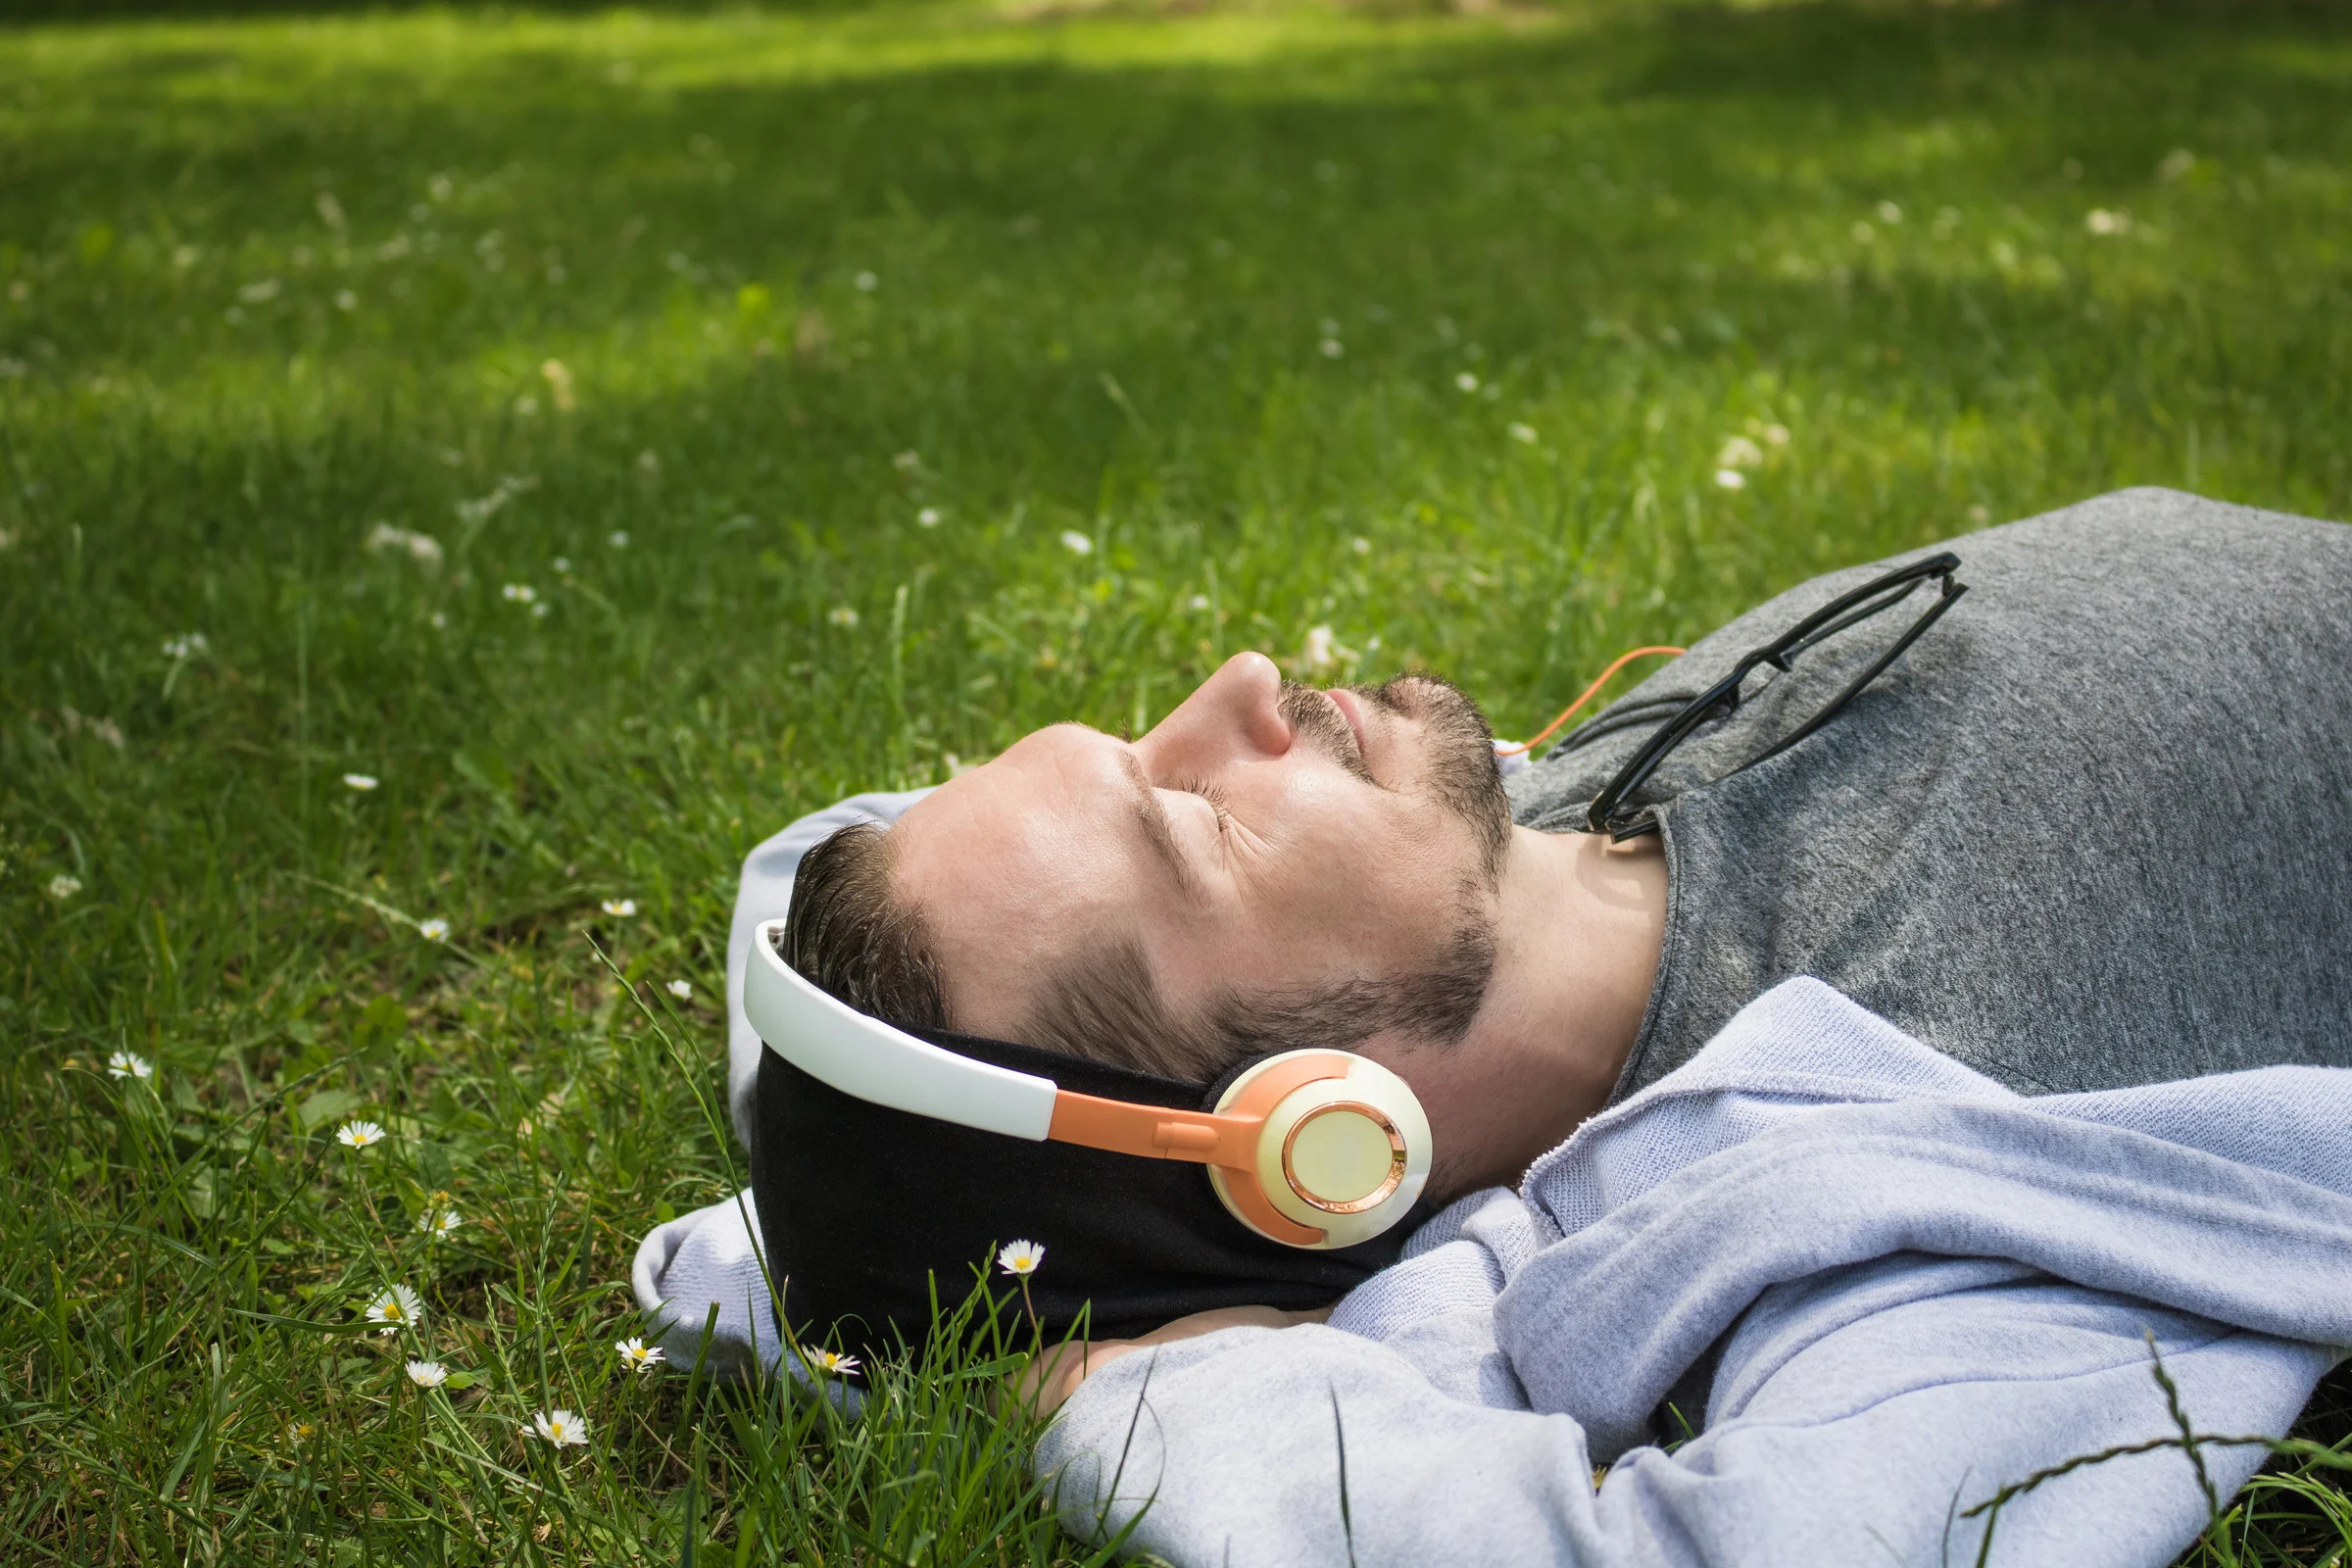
xmin=1348 ymin=670 xmax=1512 ymax=885
xmin=1276 ymin=680 xmax=1377 ymax=784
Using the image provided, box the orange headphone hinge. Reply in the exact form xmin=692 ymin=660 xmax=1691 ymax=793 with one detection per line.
xmin=1045 ymin=1053 xmax=1373 ymax=1250
xmin=1046 ymin=1091 xmax=1253 ymax=1167
xmin=1046 ymin=1053 xmax=1357 ymax=1168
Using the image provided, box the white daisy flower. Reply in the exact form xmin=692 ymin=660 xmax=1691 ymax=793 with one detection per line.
xmin=807 ymin=1348 xmax=860 ymax=1377
xmin=916 ymin=507 xmax=941 ymax=527
xmin=49 ymin=873 xmax=82 ymax=901
xmin=285 ymin=1420 xmax=316 ymax=1445
xmin=108 ymin=1051 xmax=153 ymax=1081
xmin=1712 ymin=468 xmax=1748 ymax=491
xmin=828 ymin=606 xmax=858 ymax=627
xmin=1716 ymin=435 xmax=1764 ymax=469
xmin=1059 ymin=530 xmax=1094 ymax=557
xmin=406 ymin=1360 xmax=450 ymax=1388
xmin=1507 ymin=422 xmax=1538 ymax=445
xmin=162 ymin=632 xmax=211 ymax=660
xmin=337 ymin=1120 xmax=387 ymax=1151
xmin=502 ymin=583 xmax=537 ymax=605
xmin=529 ymin=1408 xmax=590 ymax=1446
xmin=1299 ymin=624 xmax=1342 ymax=675
xmin=608 ymin=530 xmax=630 ymax=548
xmin=853 ymin=270 xmax=878 ymax=292
xmin=1877 ymin=201 xmax=1904 ymax=224
xmin=1454 ymin=371 xmax=1480 ymax=393
xmin=365 ymin=524 xmax=444 ymax=568
xmin=615 ymin=1337 xmax=665 ymax=1374
xmin=665 ymin=979 xmax=692 ymax=1000
xmin=342 ymin=773 xmax=379 ymax=792
xmin=893 ymin=450 xmax=920 ymax=471
xmin=365 ymin=1284 xmax=424 ymax=1335
xmin=997 ymin=1239 xmax=1047 ymax=1277
xmin=418 ymin=917 xmax=451 ymax=942
xmin=601 ymin=898 xmax=636 ymax=917
xmin=63 ymin=710 xmax=124 ymax=750
xmin=416 ymin=1206 xmax=461 ymax=1240
xmin=1319 ymin=337 xmax=1344 ymax=359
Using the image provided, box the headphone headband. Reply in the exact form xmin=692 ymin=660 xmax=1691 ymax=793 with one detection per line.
xmin=744 ymin=918 xmax=1058 ymax=1140
xmin=743 ymin=916 xmax=1432 ymax=1250
xmin=745 ymin=918 xmax=1280 ymax=1170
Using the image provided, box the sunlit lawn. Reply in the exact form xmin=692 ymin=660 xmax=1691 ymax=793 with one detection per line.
xmin=4 ymin=0 xmax=2350 ymax=1560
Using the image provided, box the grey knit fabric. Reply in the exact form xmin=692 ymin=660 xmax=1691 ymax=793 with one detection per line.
xmin=1506 ymin=487 xmax=2352 ymax=1101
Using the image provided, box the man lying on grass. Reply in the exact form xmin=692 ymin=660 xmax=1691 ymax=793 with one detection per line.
xmin=634 ymin=486 xmax=2352 ymax=1566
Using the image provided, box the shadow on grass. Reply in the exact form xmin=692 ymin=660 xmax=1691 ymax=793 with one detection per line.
xmin=7 ymin=0 xmax=2350 ymax=735
xmin=5 ymin=0 xmax=2346 ymax=543
xmin=8 ymin=0 xmax=888 ymax=20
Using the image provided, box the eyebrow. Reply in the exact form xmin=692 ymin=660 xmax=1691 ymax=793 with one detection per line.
xmin=1116 ymin=751 xmax=1202 ymax=903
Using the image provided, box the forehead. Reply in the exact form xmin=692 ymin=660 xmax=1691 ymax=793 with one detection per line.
xmin=897 ymin=724 xmax=1123 ymax=876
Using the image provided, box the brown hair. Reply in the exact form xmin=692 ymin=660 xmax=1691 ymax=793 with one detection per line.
xmin=782 ymin=823 xmax=1494 ymax=1085
xmin=778 ymin=823 xmax=948 ymax=1033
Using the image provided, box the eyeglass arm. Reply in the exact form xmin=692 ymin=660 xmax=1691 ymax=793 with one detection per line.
xmin=1743 ymin=576 xmax=1966 ymax=773
xmin=1583 ymin=553 xmax=1966 ymax=839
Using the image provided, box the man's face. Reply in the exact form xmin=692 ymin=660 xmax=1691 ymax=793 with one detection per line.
xmin=891 ymin=651 xmax=1512 ymax=1057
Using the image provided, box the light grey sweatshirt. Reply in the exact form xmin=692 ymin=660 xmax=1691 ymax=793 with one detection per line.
xmin=1038 ymin=978 xmax=2352 ymax=1567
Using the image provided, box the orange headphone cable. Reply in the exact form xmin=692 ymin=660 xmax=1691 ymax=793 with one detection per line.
xmin=1494 ymin=645 xmax=1687 ymax=758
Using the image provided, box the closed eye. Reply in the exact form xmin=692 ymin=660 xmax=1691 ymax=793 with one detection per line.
xmin=1172 ymin=776 xmax=1231 ymax=835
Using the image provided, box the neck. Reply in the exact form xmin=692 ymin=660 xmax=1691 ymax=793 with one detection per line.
xmin=1413 ymin=823 xmax=1667 ymax=1198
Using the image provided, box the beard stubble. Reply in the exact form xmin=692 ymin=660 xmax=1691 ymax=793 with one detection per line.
xmin=1210 ymin=673 xmax=1513 ymax=1057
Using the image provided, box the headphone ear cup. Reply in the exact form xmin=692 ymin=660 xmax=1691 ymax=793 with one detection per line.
xmin=1206 ymin=1050 xmax=1434 ymax=1250
xmin=1199 ymin=1048 xmax=1284 ymax=1112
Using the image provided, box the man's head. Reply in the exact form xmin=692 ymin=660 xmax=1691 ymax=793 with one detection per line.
xmin=782 ymin=652 xmax=1512 ymax=1087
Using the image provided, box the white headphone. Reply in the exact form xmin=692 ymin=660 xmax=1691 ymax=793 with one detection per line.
xmin=743 ymin=919 xmax=1434 ymax=1250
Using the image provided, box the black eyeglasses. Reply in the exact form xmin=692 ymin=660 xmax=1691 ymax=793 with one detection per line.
xmin=1585 ymin=551 xmax=1968 ymax=840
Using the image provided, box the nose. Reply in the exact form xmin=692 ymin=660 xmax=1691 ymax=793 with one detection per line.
xmin=1142 ymin=651 xmax=1293 ymax=770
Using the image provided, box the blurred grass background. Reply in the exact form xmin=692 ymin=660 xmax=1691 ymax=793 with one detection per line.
xmin=3 ymin=0 xmax=2350 ymax=1560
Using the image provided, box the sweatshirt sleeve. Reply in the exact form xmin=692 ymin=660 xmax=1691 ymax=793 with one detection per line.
xmin=1038 ymin=1271 xmax=2329 ymax=1568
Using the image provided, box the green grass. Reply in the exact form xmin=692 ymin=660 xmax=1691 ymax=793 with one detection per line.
xmin=3 ymin=0 xmax=2350 ymax=1559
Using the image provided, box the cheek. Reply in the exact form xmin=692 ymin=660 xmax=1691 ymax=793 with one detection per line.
xmin=1219 ymin=787 xmax=1472 ymax=978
